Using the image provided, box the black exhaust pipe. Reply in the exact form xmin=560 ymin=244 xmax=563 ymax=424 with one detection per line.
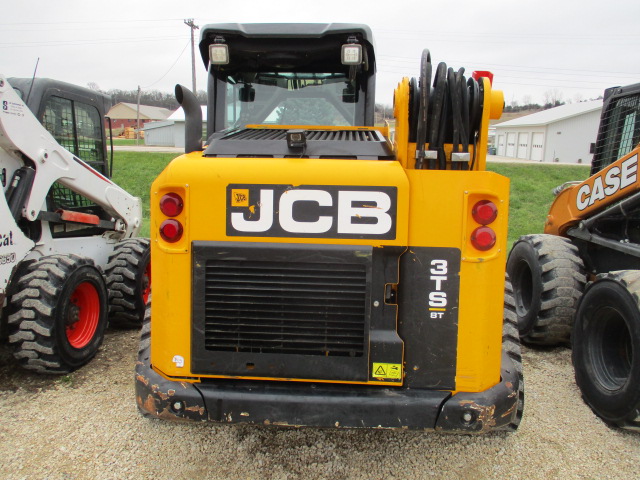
xmin=175 ymin=84 xmax=202 ymax=154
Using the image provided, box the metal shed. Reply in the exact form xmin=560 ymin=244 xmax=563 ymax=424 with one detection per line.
xmin=494 ymin=101 xmax=602 ymax=163
xmin=142 ymin=120 xmax=180 ymax=147
xmin=143 ymin=106 xmax=207 ymax=148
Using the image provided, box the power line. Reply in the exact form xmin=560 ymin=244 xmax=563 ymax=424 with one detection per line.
xmin=374 ymin=29 xmax=640 ymax=44
xmin=141 ymin=40 xmax=190 ymax=89
xmin=374 ymin=26 xmax=640 ymax=39
xmin=0 ymin=18 xmax=184 ymax=26
xmin=377 ymin=54 xmax=640 ymax=77
xmin=0 ymin=35 xmax=187 ymax=48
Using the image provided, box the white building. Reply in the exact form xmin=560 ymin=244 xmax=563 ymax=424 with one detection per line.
xmin=494 ymin=100 xmax=602 ymax=163
xmin=143 ymin=106 xmax=207 ymax=148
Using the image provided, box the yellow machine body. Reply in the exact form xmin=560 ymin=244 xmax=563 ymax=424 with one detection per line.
xmin=136 ymin=22 xmax=521 ymax=432
xmin=149 ymin=77 xmax=509 ymax=394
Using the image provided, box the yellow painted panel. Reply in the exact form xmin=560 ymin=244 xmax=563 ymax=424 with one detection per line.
xmin=405 ymin=169 xmax=510 ymax=392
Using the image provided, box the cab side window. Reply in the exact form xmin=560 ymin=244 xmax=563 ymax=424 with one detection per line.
xmin=594 ymin=95 xmax=640 ymax=172
xmin=41 ymin=96 xmax=105 ymax=174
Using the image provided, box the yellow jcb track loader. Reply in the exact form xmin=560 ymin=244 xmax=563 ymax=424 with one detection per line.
xmin=507 ymin=82 xmax=640 ymax=431
xmin=136 ymin=23 xmax=523 ymax=433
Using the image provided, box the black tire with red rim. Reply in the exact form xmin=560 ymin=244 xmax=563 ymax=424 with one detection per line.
xmin=106 ymin=238 xmax=151 ymax=328
xmin=6 ymin=254 xmax=108 ymax=373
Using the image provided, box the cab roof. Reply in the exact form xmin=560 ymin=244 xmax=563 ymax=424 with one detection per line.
xmin=198 ymin=23 xmax=375 ymax=68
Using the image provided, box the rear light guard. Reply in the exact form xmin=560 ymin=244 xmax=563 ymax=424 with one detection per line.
xmin=463 ymin=191 xmax=503 ymax=261
xmin=156 ymin=186 xmax=188 ymax=252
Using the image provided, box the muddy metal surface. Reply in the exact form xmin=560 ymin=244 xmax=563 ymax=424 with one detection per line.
xmin=0 ymin=330 xmax=638 ymax=480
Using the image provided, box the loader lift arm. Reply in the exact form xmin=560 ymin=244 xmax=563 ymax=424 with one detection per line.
xmin=0 ymin=75 xmax=141 ymax=237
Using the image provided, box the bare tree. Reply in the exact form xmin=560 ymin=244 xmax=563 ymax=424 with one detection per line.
xmin=87 ymin=82 xmax=101 ymax=92
xmin=544 ymin=88 xmax=564 ymax=108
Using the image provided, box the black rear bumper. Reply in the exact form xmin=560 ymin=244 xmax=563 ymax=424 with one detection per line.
xmin=135 ymin=350 xmax=521 ymax=433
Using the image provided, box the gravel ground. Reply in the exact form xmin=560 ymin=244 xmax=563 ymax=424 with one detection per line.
xmin=0 ymin=330 xmax=638 ymax=480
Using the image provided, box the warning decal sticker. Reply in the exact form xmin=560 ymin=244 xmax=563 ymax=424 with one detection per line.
xmin=372 ymin=363 xmax=402 ymax=380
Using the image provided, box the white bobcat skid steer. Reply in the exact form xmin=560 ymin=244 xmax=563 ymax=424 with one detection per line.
xmin=0 ymin=75 xmax=149 ymax=373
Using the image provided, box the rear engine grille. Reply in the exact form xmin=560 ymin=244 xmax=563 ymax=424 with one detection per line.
xmin=203 ymin=127 xmax=394 ymax=160
xmin=203 ymin=260 xmax=367 ymax=356
xmin=225 ymin=128 xmax=383 ymax=142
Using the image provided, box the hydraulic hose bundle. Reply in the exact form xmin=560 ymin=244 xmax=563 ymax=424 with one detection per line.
xmin=410 ymin=49 xmax=484 ymax=170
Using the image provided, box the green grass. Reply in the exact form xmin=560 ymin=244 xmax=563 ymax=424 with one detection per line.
xmin=110 ymin=138 xmax=143 ymax=146
xmin=111 ymin=152 xmax=592 ymax=246
xmin=111 ymin=152 xmax=175 ymax=237
xmin=488 ymin=163 xmax=590 ymax=247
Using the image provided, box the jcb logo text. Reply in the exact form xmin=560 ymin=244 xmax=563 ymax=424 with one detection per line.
xmin=227 ymin=184 xmax=397 ymax=239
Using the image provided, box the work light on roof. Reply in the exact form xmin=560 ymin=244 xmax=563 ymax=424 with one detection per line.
xmin=341 ymin=44 xmax=362 ymax=66
xmin=209 ymin=44 xmax=229 ymax=65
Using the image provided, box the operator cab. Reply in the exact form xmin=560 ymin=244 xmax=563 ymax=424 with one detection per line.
xmin=7 ymin=78 xmax=114 ymax=239
xmin=199 ymin=23 xmax=377 ymax=135
xmin=8 ymin=78 xmax=111 ymax=176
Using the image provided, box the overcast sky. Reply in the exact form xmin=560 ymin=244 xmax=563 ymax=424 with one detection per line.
xmin=2 ymin=0 xmax=639 ymax=108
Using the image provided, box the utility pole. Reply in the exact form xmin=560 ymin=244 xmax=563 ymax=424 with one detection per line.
xmin=184 ymin=18 xmax=199 ymax=93
xmin=136 ymin=85 xmax=141 ymax=145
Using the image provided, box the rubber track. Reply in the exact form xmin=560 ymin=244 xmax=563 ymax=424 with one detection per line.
xmin=501 ymin=276 xmax=525 ymax=431
xmin=516 ymin=234 xmax=586 ymax=345
xmin=106 ymin=238 xmax=150 ymax=328
xmin=139 ymin=298 xmax=151 ymax=360
xmin=136 ymin=298 xmax=159 ymax=420
xmin=7 ymin=254 xmax=97 ymax=373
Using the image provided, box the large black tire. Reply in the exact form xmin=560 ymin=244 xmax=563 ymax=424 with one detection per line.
xmin=501 ymin=276 xmax=525 ymax=431
xmin=6 ymin=254 xmax=108 ymax=374
xmin=507 ymin=234 xmax=586 ymax=345
xmin=106 ymin=238 xmax=150 ymax=328
xmin=572 ymin=271 xmax=640 ymax=431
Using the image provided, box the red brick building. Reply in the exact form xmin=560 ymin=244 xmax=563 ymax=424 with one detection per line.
xmin=105 ymin=102 xmax=172 ymax=131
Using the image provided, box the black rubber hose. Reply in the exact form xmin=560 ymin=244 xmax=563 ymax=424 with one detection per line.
xmin=437 ymin=74 xmax=450 ymax=170
xmin=460 ymin=70 xmax=470 ymax=153
xmin=415 ymin=49 xmax=432 ymax=169
xmin=459 ymin=71 xmax=470 ymax=170
xmin=468 ymin=77 xmax=483 ymax=142
xmin=467 ymin=77 xmax=483 ymax=170
xmin=408 ymin=77 xmax=419 ymax=143
xmin=448 ymin=67 xmax=461 ymax=170
xmin=428 ymin=62 xmax=448 ymax=170
xmin=428 ymin=62 xmax=447 ymax=146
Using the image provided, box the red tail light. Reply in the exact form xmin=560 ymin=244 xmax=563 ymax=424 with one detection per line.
xmin=471 ymin=226 xmax=496 ymax=251
xmin=472 ymin=200 xmax=498 ymax=225
xmin=160 ymin=193 xmax=184 ymax=217
xmin=160 ymin=219 xmax=183 ymax=243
